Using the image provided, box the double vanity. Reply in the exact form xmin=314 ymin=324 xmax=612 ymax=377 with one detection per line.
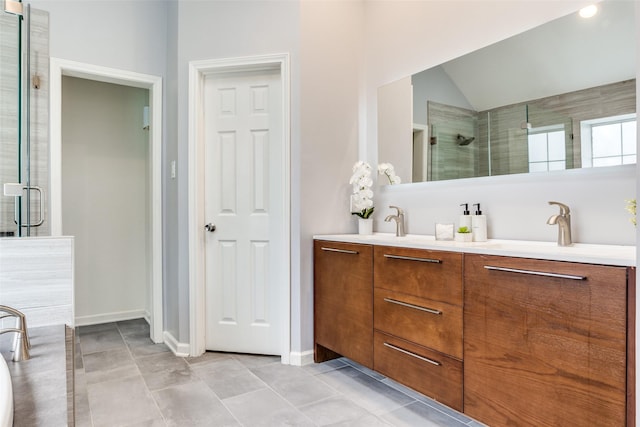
xmin=313 ymin=233 xmax=635 ymax=426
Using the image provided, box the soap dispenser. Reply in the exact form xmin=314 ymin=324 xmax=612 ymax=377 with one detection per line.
xmin=472 ymin=203 xmax=487 ymax=242
xmin=459 ymin=203 xmax=472 ymax=230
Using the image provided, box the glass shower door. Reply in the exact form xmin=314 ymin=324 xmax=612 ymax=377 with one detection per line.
xmin=0 ymin=9 xmax=21 ymax=236
xmin=1 ymin=2 xmax=46 ymax=237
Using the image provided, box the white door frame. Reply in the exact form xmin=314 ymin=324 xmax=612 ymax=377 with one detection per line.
xmin=188 ymin=53 xmax=291 ymax=362
xmin=50 ymin=58 xmax=164 ymax=343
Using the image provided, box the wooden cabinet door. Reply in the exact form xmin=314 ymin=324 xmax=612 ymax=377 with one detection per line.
xmin=464 ymin=254 xmax=627 ymax=427
xmin=374 ymin=288 xmax=463 ymax=358
xmin=314 ymin=240 xmax=373 ymax=368
xmin=374 ymin=246 xmax=463 ymax=305
xmin=374 ymin=331 xmax=463 ymax=411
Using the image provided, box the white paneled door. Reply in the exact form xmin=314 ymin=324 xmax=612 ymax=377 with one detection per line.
xmin=203 ymin=69 xmax=284 ymax=355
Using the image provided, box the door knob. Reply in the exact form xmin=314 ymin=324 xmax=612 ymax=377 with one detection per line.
xmin=204 ymin=223 xmax=216 ymax=232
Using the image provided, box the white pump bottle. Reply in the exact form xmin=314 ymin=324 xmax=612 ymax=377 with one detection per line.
xmin=472 ymin=203 xmax=487 ymax=242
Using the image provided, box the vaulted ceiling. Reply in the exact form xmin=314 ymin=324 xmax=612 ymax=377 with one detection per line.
xmin=434 ymin=0 xmax=635 ymax=111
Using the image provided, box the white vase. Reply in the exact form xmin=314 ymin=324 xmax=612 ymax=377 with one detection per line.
xmin=358 ymin=218 xmax=373 ymax=235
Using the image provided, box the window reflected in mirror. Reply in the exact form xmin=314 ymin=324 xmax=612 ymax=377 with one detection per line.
xmin=582 ymin=114 xmax=637 ymax=167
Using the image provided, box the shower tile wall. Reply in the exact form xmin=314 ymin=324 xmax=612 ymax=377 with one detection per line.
xmin=427 ymin=101 xmax=479 ymax=181
xmin=29 ymin=9 xmax=50 ymax=236
xmin=0 ymin=8 xmax=49 ymax=236
xmin=485 ymin=105 xmax=529 ymax=176
xmin=485 ymin=79 xmax=635 ymax=175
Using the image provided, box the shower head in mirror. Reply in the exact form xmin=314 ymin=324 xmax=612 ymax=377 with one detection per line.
xmin=457 ymin=134 xmax=475 ymax=146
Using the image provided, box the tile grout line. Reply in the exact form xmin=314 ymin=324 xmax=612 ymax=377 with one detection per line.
xmin=115 ymin=321 xmax=169 ymax=427
xmin=239 ymin=356 xmax=322 ymax=427
xmin=76 ymin=330 xmax=96 ymax=427
xmin=302 ymin=361 xmax=395 ymax=425
xmin=192 ymin=354 xmax=246 ymax=426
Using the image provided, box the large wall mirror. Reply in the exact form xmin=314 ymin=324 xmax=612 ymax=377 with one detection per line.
xmin=378 ymin=0 xmax=636 ymax=184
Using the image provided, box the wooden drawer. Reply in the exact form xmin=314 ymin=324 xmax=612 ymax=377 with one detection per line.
xmin=374 ymin=246 xmax=462 ymax=306
xmin=464 ymin=254 xmax=627 ymax=427
xmin=374 ymin=288 xmax=462 ymax=359
xmin=314 ymin=240 xmax=373 ymax=368
xmin=374 ymin=331 xmax=463 ymax=412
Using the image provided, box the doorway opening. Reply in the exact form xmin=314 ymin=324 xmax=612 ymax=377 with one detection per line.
xmin=50 ymin=59 xmax=163 ymax=343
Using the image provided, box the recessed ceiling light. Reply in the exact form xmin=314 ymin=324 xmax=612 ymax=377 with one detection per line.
xmin=579 ymin=4 xmax=598 ymax=18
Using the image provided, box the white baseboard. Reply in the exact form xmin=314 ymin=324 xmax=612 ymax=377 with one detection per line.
xmin=163 ymin=330 xmax=190 ymax=357
xmin=75 ymin=309 xmax=147 ymax=326
xmin=289 ymin=350 xmax=314 ymax=366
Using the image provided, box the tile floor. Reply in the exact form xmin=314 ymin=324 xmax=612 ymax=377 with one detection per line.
xmin=2 ymin=324 xmax=69 ymax=427
xmin=75 ymin=319 xmax=483 ymax=427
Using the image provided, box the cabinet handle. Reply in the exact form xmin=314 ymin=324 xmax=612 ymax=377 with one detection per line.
xmin=383 ymin=298 xmax=442 ymax=315
xmin=321 ymin=247 xmax=359 ymax=255
xmin=384 ymin=254 xmax=441 ymax=264
xmin=383 ymin=342 xmax=441 ymax=366
xmin=484 ymin=265 xmax=586 ymax=281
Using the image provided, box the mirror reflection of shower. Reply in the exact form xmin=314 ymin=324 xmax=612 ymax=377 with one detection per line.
xmin=456 ymin=134 xmax=475 ymax=146
xmin=0 ymin=1 xmax=50 ymax=237
xmin=423 ymin=102 xmax=479 ymax=181
xmin=420 ymin=100 xmax=574 ymax=182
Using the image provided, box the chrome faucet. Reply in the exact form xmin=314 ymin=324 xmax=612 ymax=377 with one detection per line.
xmin=0 ymin=305 xmax=31 ymax=362
xmin=547 ymin=201 xmax=572 ymax=246
xmin=385 ymin=205 xmax=406 ymax=237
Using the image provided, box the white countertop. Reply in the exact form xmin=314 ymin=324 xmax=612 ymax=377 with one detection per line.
xmin=314 ymin=233 xmax=636 ymax=267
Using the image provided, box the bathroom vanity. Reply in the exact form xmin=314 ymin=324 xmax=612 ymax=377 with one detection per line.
xmin=313 ymin=234 xmax=636 ymax=427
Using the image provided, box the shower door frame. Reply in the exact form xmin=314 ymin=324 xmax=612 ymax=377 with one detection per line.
xmin=49 ymin=58 xmax=164 ymax=344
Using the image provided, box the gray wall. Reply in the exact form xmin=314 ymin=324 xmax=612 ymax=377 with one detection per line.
xmin=31 ymin=0 xmax=168 ymax=78
xmin=164 ymin=0 xmax=180 ymax=350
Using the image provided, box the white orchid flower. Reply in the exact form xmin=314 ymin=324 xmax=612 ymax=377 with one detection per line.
xmin=350 ymin=160 xmax=374 ymax=219
xmin=378 ymin=162 xmax=401 ymax=185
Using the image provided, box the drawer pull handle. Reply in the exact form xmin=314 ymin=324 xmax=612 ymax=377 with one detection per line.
xmin=484 ymin=265 xmax=586 ymax=281
xmin=384 ymin=254 xmax=442 ymax=264
xmin=383 ymin=298 xmax=442 ymax=315
xmin=321 ymin=247 xmax=359 ymax=255
xmin=383 ymin=342 xmax=441 ymax=366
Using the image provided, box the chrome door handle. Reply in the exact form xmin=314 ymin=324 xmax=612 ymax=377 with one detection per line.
xmin=204 ymin=223 xmax=216 ymax=232
xmin=7 ymin=184 xmax=45 ymax=228
xmin=24 ymin=185 xmax=44 ymax=227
